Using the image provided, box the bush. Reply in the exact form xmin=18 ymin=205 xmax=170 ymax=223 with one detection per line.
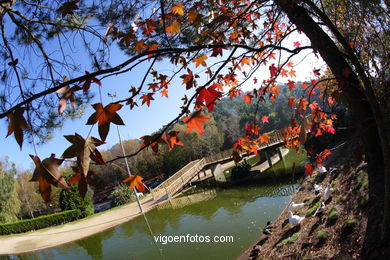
xmin=59 ymin=188 xmax=94 ymax=218
xmin=327 ymin=206 xmax=339 ymax=221
xmin=276 ymin=232 xmax=300 ymax=248
xmin=316 ymin=229 xmax=328 ymax=241
xmin=109 ymin=184 xmax=135 ymax=207
xmin=0 ymin=209 xmax=80 ymax=235
xmin=231 ymin=163 xmax=251 ymax=181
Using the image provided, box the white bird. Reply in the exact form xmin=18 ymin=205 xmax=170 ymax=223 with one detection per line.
xmin=324 ymin=185 xmax=333 ymax=202
xmin=314 ymin=184 xmax=323 ymax=195
xmin=288 ymin=211 xmax=304 ymax=226
xmin=313 ymin=202 xmax=326 ymax=216
xmin=318 ymin=166 xmax=327 ymax=174
xmin=289 ymin=202 xmax=305 ymax=211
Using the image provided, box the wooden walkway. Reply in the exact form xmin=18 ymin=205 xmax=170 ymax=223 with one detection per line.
xmin=151 ymin=129 xmax=286 ymax=201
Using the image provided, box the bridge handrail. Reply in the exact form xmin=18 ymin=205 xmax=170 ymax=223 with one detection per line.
xmin=151 ymin=128 xmax=287 ymax=200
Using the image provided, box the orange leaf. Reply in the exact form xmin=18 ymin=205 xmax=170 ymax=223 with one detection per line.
xmin=171 ymin=2 xmax=184 ymax=15
xmin=258 ymin=133 xmax=269 ymax=144
xmin=288 ymin=97 xmax=296 ymax=109
xmin=161 ymin=88 xmax=168 ymax=97
xmin=304 ymin=164 xmax=314 ymax=176
xmin=164 ymin=131 xmax=184 ymax=151
xmin=6 ymin=107 xmax=29 ymax=149
xmin=193 ymin=54 xmax=208 ymax=68
xmin=166 ymin=20 xmax=181 ymax=36
xmin=141 ymin=93 xmax=155 ymax=107
xmin=182 ymin=110 xmax=210 ymax=135
xmin=242 ymin=93 xmax=253 ymax=104
xmin=86 ymin=103 xmax=124 ymax=141
xmin=123 ymin=175 xmax=146 ymax=193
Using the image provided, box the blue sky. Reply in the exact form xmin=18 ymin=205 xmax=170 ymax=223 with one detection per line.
xmin=0 ymin=25 xmax=325 ymax=171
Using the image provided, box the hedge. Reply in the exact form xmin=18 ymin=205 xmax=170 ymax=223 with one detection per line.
xmin=0 ymin=209 xmax=81 ymax=235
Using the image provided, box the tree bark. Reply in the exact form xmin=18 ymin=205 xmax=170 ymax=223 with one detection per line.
xmin=274 ymin=0 xmax=387 ymax=246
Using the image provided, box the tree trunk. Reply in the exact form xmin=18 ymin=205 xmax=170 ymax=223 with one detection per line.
xmin=275 ymin=0 xmax=387 ymax=246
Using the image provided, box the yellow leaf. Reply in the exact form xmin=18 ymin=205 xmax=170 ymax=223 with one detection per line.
xmin=193 ymin=54 xmax=208 ymax=68
xmin=171 ymin=2 xmax=184 ymax=16
xmin=166 ymin=20 xmax=181 ymax=36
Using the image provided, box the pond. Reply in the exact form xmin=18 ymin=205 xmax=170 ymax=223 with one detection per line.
xmin=8 ymin=180 xmax=298 ymax=260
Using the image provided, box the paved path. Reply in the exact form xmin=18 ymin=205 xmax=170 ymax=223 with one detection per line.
xmin=0 ymin=194 xmax=165 ymax=255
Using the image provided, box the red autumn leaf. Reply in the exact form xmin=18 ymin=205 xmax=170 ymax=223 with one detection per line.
xmin=288 ymin=97 xmax=296 ymax=109
xmin=261 ymin=115 xmax=269 ymax=124
xmin=304 ymin=164 xmax=314 ymax=176
xmin=30 ymin=154 xmax=70 ymax=203
xmin=258 ymin=133 xmax=269 ymax=144
xmin=293 ymin=41 xmax=301 ymax=47
xmin=182 ymin=110 xmax=210 ymax=135
xmin=141 ymin=93 xmax=155 ymax=107
xmin=313 ymin=69 xmax=321 ymax=77
xmin=269 ymin=64 xmax=278 ymax=77
xmin=140 ymin=133 xmax=167 ymax=154
xmin=243 ymin=93 xmax=253 ymax=104
xmin=195 ymin=84 xmax=223 ymax=112
xmin=161 ymin=88 xmax=168 ymax=97
xmin=57 ymin=0 xmax=79 ymax=17
xmin=123 ymin=175 xmax=146 ymax=193
xmin=79 ymin=71 xmax=102 ymax=92
xmin=287 ymin=80 xmax=295 ymax=91
xmin=325 ymin=126 xmax=335 ymax=134
xmin=69 ymin=166 xmax=96 ymax=198
xmin=245 ymin=123 xmax=260 ymax=136
xmin=6 ymin=107 xmax=29 ymax=149
xmin=316 ymin=149 xmax=332 ymax=167
xmin=180 ymin=69 xmax=199 ymax=90
xmin=211 ymin=46 xmax=225 ymax=57
xmin=163 ymin=131 xmax=184 ymax=151
xmin=86 ymin=103 xmax=124 ymax=141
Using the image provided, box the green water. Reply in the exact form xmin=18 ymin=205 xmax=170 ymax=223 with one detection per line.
xmin=9 ymin=181 xmax=297 ymax=260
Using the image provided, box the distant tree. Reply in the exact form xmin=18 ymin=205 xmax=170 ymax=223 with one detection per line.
xmin=17 ymin=171 xmax=40 ymax=219
xmin=0 ymin=159 xmax=21 ymax=222
xmin=109 ymin=184 xmax=135 ymax=207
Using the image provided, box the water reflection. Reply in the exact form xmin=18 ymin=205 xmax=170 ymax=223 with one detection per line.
xmin=11 ymin=180 xmax=298 ymax=260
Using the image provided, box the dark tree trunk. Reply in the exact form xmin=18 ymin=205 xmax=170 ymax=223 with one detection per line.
xmin=274 ymin=0 xmax=387 ymax=249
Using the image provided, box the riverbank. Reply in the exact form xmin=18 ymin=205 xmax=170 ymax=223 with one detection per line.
xmin=0 ymin=194 xmax=165 ymax=255
xmin=238 ymin=142 xmax=390 ymax=259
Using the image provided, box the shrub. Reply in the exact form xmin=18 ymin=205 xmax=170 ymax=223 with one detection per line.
xmin=109 ymin=184 xmax=135 ymax=207
xmin=276 ymin=232 xmax=300 ymax=248
xmin=306 ymin=200 xmax=321 ymax=216
xmin=59 ymin=185 xmax=94 ymax=218
xmin=327 ymin=207 xmax=339 ymax=221
xmin=0 ymin=209 xmax=80 ymax=235
xmin=316 ymin=229 xmax=328 ymax=241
